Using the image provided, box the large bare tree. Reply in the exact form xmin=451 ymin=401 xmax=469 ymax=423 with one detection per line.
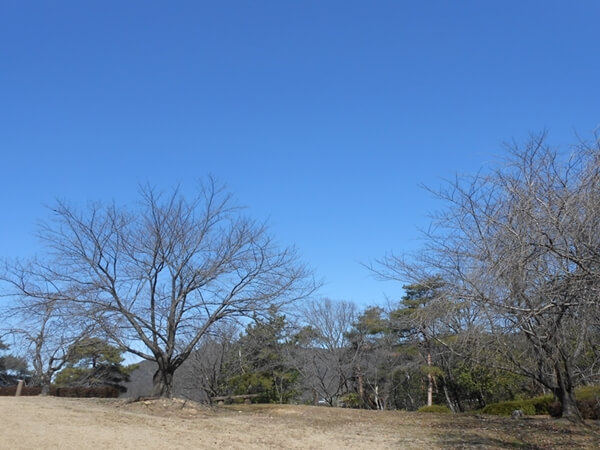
xmin=374 ymin=134 xmax=600 ymax=421
xmin=3 ymin=180 xmax=315 ymax=397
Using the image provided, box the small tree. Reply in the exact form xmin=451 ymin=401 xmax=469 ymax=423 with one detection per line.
xmin=178 ymin=321 xmax=241 ymax=402
xmin=230 ymin=309 xmax=299 ymax=403
xmin=0 ymin=269 xmax=93 ymax=394
xmin=54 ymin=338 xmax=132 ymax=391
xmin=392 ymin=278 xmax=447 ymax=407
xmin=293 ymin=298 xmax=357 ymax=406
xmin=346 ymin=306 xmax=388 ymax=409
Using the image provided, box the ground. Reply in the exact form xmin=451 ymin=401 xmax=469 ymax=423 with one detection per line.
xmin=1 ymin=397 xmax=599 ymax=449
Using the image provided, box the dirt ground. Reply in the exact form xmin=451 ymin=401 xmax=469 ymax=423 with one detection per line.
xmin=1 ymin=397 xmax=599 ymax=449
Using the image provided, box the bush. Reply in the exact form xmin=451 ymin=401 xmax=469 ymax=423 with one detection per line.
xmin=1 ymin=384 xmax=120 ymax=398
xmin=547 ymin=401 xmax=562 ymax=418
xmin=418 ymin=405 xmax=452 ymax=413
xmin=482 ymin=395 xmax=555 ymax=417
xmin=50 ymin=386 xmax=120 ymax=398
xmin=577 ymin=398 xmax=600 ymax=420
xmin=339 ymin=393 xmax=361 ymax=408
xmin=575 ymin=385 xmax=600 ymax=401
xmin=482 ymin=399 xmax=536 ymax=416
xmin=484 ymin=386 xmax=600 ymax=419
xmin=0 ymin=386 xmax=42 ymax=396
xmin=529 ymin=395 xmax=554 ymax=415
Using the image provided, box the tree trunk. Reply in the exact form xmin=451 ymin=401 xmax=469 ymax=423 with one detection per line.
xmin=39 ymin=373 xmax=52 ymax=396
xmin=442 ymin=383 xmax=455 ymax=412
xmin=152 ymin=365 xmax=175 ymax=398
xmin=557 ymin=388 xmax=581 ymax=422
xmin=374 ymin=385 xmax=381 ymax=410
xmin=554 ymin=361 xmax=582 ymax=422
xmin=355 ymin=362 xmax=365 ymax=408
xmin=40 ymin=383 xmax=51 ymax=396
xmin=427 ymin=350 xmax=433 ymax=407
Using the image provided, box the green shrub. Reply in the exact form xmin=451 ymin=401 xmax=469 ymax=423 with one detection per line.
xmin=418 ymin=405 xmax=452 ymax=413
xmin=575 ymin=385 xmax=600 ymax=401
xmin=576 ymin=386 xmax=600 ymax=420
xmin=339 ymin=393 xmax=361 ymax=408
xmin=482 ymin=399 xmax=535 ymax=416
xmin=484 ymin=387 xmax=600 ymax=419
xmin=529 ymin=395 xmax=553 ymax=415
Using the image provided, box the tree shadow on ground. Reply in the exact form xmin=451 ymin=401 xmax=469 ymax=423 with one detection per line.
xmin=431 ymin=415 xmax=600 ymax=449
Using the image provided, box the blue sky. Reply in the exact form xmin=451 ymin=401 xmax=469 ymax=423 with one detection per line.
xmin=1 ymin=1 xmax=599 ymax=307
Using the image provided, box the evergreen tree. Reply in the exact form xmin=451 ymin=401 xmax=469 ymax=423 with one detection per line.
xmin=229 ymin=310 xmax=299 ymax=403
xmin=54 ymin=338 xmax=133 ymax=391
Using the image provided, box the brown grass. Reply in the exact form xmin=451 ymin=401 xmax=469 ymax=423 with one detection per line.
xmin=1 ymin=397 xmax=599 ymax=449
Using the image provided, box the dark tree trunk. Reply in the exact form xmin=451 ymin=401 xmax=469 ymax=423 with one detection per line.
xmin=554 ymin=360 xmax=583 ymax=423
xmin=38 ymin=373 xmax=52 ymax=396
xmin=152 ymin=364 xmax=175 ymax=398
xmin=557 ymin=387 xmax=581 ymax=422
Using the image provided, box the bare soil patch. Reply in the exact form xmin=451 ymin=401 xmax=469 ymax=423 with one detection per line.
xmin=1 ymin=397 xmax=598 ymax=449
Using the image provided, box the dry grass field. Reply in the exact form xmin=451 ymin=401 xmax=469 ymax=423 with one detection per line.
xmin=1 ymin=396 xmax=599 ymax=449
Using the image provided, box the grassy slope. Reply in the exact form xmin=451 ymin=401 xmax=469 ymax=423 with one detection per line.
xmin=1 ymin=397 xmax=599 ymax=449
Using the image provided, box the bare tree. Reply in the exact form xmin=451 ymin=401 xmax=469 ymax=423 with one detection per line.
xmin=178 ymin=320 xmax=241 ymax=402
xmin=293 ymin=298 xmax=357 ymax=406
xmin=373 ymin=133 xmax=600 ymax=421
xmin=0 ymin=262 xmax=93 ymax=393
xmin=3 ymin=180 xmax=315 ymax=397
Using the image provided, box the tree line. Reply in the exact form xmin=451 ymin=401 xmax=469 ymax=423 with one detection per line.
xmin=1 ymin=133 xmax=599 ymax=422
xmin=178 ymin=292 xmax=552 ymax=412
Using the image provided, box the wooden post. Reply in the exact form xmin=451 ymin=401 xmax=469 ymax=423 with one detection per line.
xmin=15 ymin=380 xmax=24 ymax=397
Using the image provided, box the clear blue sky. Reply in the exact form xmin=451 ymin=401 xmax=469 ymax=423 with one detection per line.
xmin=1 ymin=1 xmax=598 ymax=307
